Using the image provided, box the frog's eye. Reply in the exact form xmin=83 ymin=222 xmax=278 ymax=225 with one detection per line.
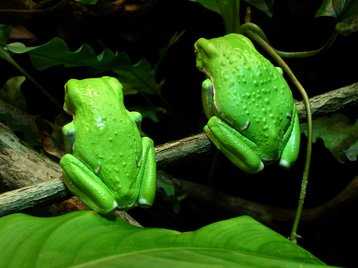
xmin=195 ymin=38 xmax=218 ymax=58
xmin=204 ymin=43 xmax=219 ymax=58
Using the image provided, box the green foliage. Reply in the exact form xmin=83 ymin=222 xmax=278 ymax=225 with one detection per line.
xmin=193 ymin=0 xmax=358 ymax=35
xmin=0 ymin=24 xmax=10 ymax=46
xmin=76 ymin=0 xmax=99 ymax=5
xmin=192 ymin=0 xmax=358 ymax=39
xmin=243 ymin=0 xmax=274 ymax=17
xmin=0 ymin=33 xmax=63 ymax=108
xmin=190 ymin=0 xmax=242 ymax=33
xmin=0 ymin=76 xmax=27 ymax=111
xmin=316 ymin=0 xmax=358 ymax=35
xmin=0 ymin=77 xmax=40 ymax=145
xmin=0 ymin=211 xmax=329 ymax=268
xmin=190 ymin=0 xmax=273 ymax=33
xmin=6 ymin=37 xmax=162 ymax=96
xmin=302 ymin=113 xmax=358 ymax=163
xmin=191 ymin=0 xmax=273 ymax=20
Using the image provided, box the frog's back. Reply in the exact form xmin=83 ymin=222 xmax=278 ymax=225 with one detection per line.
xmin=212 ymin=35 xmax=295 ymax=161
xmin=71 ymin=78 xmax=142 ymax=196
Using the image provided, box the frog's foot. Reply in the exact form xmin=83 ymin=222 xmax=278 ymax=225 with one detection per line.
xmin=136 ymin=137 xmax=157 ymax=207
xmin=205 ymin=116 xmax=264 ymax=174
xmin=279 ymin=110 xmax=301 ymax=169
xmin=60 ymin=154 xmax=117 ymax=214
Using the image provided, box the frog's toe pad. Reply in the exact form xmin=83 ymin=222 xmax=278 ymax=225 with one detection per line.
xmin=112 ymin=201 xmax=118 ymax=210
xmin=256 ymin=161 xmax=265 ymax=173
xmin=138 ymin=198 xmax=153 ymax=208
xmin=98 ymin=200 xmax=118 ymax=214
xmin=279 ymin=159 xmax=292 ymax=169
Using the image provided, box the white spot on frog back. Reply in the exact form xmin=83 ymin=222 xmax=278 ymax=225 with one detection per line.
xmin=96 ymin=116 xmax=106 ymax=131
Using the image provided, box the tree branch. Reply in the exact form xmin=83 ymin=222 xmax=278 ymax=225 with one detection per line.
xmin=295 ymin=82 xmax=358 ymax=121
xmin=0 ymin=83 xmax=357 ymax=218
xmin=163 ymin=171 xmax=358 ymax=227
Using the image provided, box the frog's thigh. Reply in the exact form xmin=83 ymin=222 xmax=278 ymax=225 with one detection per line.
xmin=205 ymin=116 xmax=264 ymax=174
xmin=137 ymin=137 xmax=157 ymax=207
xmin=279 ymin=112 xmax=301 ymax=169
xmin=60 ymin=154 xmax=117 ymax=214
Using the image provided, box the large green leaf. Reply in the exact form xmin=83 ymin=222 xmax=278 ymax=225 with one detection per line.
xmin=5 ymin=38 xmax=161 ymax=95
xmin=0 ymin=211 xmax=330 ymax=267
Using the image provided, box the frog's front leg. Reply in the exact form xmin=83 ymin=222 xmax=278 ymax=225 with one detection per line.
xmin=204 ymin=116 xmax=264 ymax=173
xmin=60 ymin=154 xmax=117 ymax=214
xmin=201 ymin=79 xmax=216 ymax=118
xmin=62 ymin=121 xmax=76 ymax=154
xmin=136 ymin=137 xmax=157 ymax=207
xmin=129 ymin=111 xmax=143 ymax=133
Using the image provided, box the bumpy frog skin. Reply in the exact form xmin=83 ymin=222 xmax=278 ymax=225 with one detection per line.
xmin=60 ymin=76 xmax=156 ymax=214
xmin=195 ymin=33 xmax=300 ymax=173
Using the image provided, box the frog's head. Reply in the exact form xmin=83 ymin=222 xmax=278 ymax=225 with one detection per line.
xmin=63 ymin=77 xmax=124 ymax=115
xmin=194 ymin=37 xmax=220 ymax=71
xmin=63 ymin=78 xmax=96 ymax=114
xmin=63 ymin=79 xmax=80 ymax=115
xmin=194 ymin=34 xmax=256 ymax=72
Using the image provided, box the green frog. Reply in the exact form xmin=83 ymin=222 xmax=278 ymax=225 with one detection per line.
xmin=60 ymin=76 xmax=156 ymax=214
xmin=195 ymin=33 xmax=300 ymax=173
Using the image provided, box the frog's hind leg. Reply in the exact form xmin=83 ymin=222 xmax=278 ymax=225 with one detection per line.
xmin=60 ymin=154 xmax=117 ymax=214
xmin=137 ymin=137 xmax=157 ymax=207
xmin=205 ymin=116 xmax=264 ymax=174
xmin=279 ymin=110 xmax=301 ymax=169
